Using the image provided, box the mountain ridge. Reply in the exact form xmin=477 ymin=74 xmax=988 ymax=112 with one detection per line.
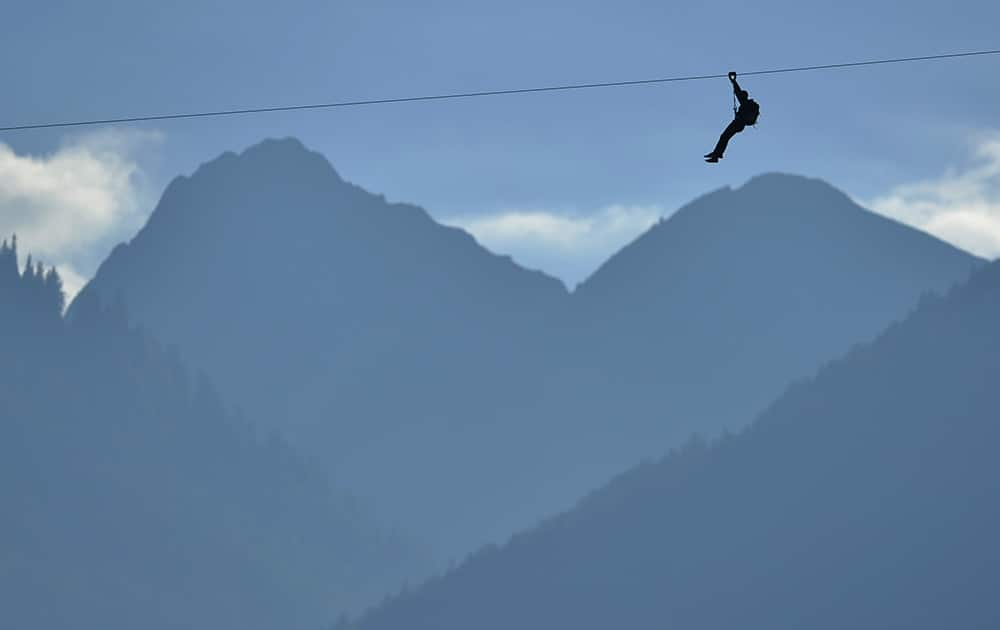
xmin=566 ymin=166 xmax=981 ymax=446
xmin=348 ymin=258 xmax=1000 ymax=630
xmin=82 ymin=137 xmax=566 ymax=306
xmin=1 ymin=254 xmax=423 ymax=630
xmin=70 ymin=137 xmax=984 ymax=567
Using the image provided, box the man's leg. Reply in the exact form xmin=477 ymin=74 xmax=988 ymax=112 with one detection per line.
xmin=708 ymin=120 xmax=744 ymax=158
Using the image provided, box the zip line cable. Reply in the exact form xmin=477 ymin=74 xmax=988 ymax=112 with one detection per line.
xmin=2 ymin=48 xmax=999 ymax=133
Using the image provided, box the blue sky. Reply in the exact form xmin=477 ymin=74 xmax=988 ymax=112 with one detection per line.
xmin=2 ymin=0 xmax=999 ymax=294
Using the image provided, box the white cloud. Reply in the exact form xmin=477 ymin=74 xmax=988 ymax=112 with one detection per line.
xmin=867 ymin=134 xmax=1000 ymax=260
xmin=0 ymin=128 xmax=161 ymax=302
xmin=53 ymin=264 xmax=89 ymax=307
xmin=445 ymin=204 xmax=663 ymax=288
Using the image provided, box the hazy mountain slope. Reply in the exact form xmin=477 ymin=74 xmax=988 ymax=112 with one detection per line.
xmin=351 ymin=259 xmax=1000 ymax=630
xmin=73 ymin=137 xmax=566 ymax=436
xmin=562 ymin=173 xmax=981 ymax=461
xmin=0 ymin=242 xmax=420 ymax=630
xmin=485 ymin=174 xmax=982 ymax=547
xmin=71 ymin=142 xmax=980 ymax=563
xmin=72 ymin=138 xmax=571 ymax=557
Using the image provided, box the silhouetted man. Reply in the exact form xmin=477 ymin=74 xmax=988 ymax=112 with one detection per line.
xmin=705 ymin=72 xmax=760 ymax=163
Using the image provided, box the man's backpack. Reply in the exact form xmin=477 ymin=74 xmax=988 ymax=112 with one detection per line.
xmin=740 ymin=99 xmax=761 ymax=126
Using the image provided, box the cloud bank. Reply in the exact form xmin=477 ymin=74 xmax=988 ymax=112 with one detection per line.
xmin=0 ymin=129 xmax=160 ymax=301
xmin=445 ymin=204 xmax=663 ymax=288
xmin=868 ymin=134 xmax=1000 ymax=260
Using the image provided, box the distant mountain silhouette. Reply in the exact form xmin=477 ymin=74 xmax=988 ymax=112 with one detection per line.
xmin=348 ymin=259 xmax=1000 ymax=630
xmin=1 ymin=241 xmax=421 ymax=630
xmin=71 ymin=140 xmax=981 ymax=564
xmin=557 ymin=172 xmax=982 ymax=476
xmin=70 ymin=138 xmax=571 ymax=558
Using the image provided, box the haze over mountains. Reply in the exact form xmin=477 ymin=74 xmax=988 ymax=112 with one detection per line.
xmin=71 ymin=138 xmax=570 ymax=557
xmin=350 ymin=258 xmax=1000 ymax=630
xmin=564 ymin=173 xmax=981 ymax=461
xmin=1 ymin=240 xmax=420 ymax=630
xmin=73 ymin=138 xmax=981 ymax=564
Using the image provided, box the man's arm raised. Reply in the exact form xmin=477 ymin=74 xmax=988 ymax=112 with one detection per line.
xmin=729 ymin=72 xmax=749 ymax=105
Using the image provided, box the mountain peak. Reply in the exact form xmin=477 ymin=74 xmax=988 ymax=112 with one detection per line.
xmin=240 ymin=136 xmax=328 ymax=164
xmin=581 ymin=172 xmax=975 ymax=297
xmin=190 ymin=136 xmax=345 ymax=187
xmin=739 ymin=171 xmax=837 ymax=189
xmin=571 ymin=170 xmax=979 ymax=446
xmin=735 ymin=171 xmax=856 ymax=207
